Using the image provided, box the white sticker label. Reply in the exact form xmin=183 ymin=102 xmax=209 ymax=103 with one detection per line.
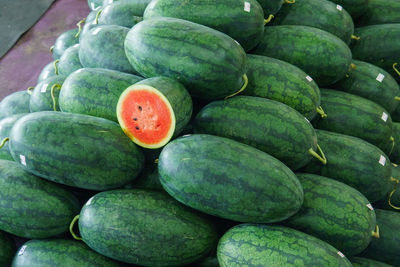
xmin=381 ymin=112 xmax=388 ymax=122
xmin=305 ymin=117 xmax=310 ymax=123
xmin=337 ymin=251 xmax=345 ymax=258
xmin=244 ymin=1 xmax=251 ymax=12
xmin=20 ymin=155 xmax=26 ymax=166
xmin=18 ymin=245 xmax=27 ymax=256
xmin=336 ymin=4 xmax=343 ymax=11
xmin=306 ymin=75 xmax=313 ymax=82
xmin=379 ymin=155 xmax=386 ymax=166
xmin=366 ymin=203 xmax=374 ymax=211
xmin=86 ymin=196 xmax=94 ymax=206
xmin=40 ymin=86 xmax=47 ymax=93
xmin=376 ymin=73 xmax=385 ymax=82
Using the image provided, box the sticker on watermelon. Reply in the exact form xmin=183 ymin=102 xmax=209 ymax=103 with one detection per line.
xmin=117 ymin=77 xmax=192 ymax=149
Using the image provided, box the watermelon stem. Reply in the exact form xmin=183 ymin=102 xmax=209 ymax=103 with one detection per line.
xmin=69 ymin=214 xmax=83 ymax=241
xmin=316 ymin=106 xmax=327 ymax=118
xmin=26 ymin=86 xmax=35 ymax=95
xmin=350 ymin=63 xmax=356 ymax=70
xmin=0 ymin=137 xmax=9 ymax=149
xmin=50 ymin=45 xmax=54 ymax=55
xmin=154 ymin=158 xmax=159 ymax=164
xmin=388 ymin=177 xmax=400 ymax=210
xmin=53 ymin=60 xmax=60 ymax=75
xmin=75 ymin=18 xmax=86 ymax=39
xmin=309 ymin=144 xmax=327 ymax=164
xmin=371 ymin=224 xmax=380 ymax=238
xmin=388 ymin=136 xmax=395 ymax=156
xmin=224 ymin=74 xmax=248 ymax=99
xmin=393 ymin=63 xmax=400 ymax=78
xmin=284 ymin=0 xmax=295 ymax=4
xmin=395 ymin=96 xmax=400 ymax=101
xmin=95 ymin=9 xmax=102 ymax=24
xmin=264 ymin=15 xmax=274 ymax=25
xmin=351 ymin=35 xmax=360 ymax=41
xmin=51 ymin=84 xmax=62 ymax=111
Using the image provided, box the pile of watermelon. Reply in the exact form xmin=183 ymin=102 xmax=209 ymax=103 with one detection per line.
xmin=1 ymin=0 xmax=400 ymax=266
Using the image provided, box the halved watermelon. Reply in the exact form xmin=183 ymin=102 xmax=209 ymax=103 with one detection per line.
xmin=117 ymin=77 xmax=192 ymax=149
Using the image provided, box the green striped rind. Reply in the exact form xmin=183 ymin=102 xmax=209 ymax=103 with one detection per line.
xmin=0 ymin=91 xmax=30 ymax=120
xmin=132 ymin=76 xmax=193 ymax=137
xmin=0 ymin=231 xmax=15 ymax=266
xmin=99 ymin=2 xmax=143 ymax=27
xmin=257 ymin=0 xmax=283 ymax=15
xmin=58 ymin=44 xmax=82 ymax=76
xmin=158 ymin=134 xmax=304 ymax=222
xmin=359 ymin=209 xmax=400 ymax=265
xmin=217 ymin=224 xmax=352 ymax=267
xmin=303 ymin=130 xmax=392 ymax=202
xmin=29 ymin=75 xmax=66 ymax=112
xmin=37 ymin=62 xmax=57 ymax=83
xmin=273 ymin=0 xmax=354 ymax=44
xmin=244 ymin=54 xmax=321 ymax=120
xmin=315 ymin=89 xmax=393 ymax=150
xmin=9 ymin=111 xmax=144 ymax=190
xmin=144 ymin=0 xmax=264 ymax=51
xmin=88 ymin=0 xmax=102 ymax=10
xmin=79 ymin=189 xmax=218 ymax=266
xmin=103 ymin=0 xmax=152 ymax=14
xmin=351 ymin=24 xmax=400 ymax=82
xmin=350 ymin=257 xmax=394 ymax=267
xmin=253 ymin=25 xmax=352 ymax=86
xmin=332 ymin=60 xmax=400 ymax=114
xmin=329 ymin=0 xmax=369 ymax=19
xmin=389 ymin=123 xmax=400 ymax=163
xmin=59 ymin=68 xmax=143 ymax=122
xmin=194 ymin=96 xmax=317 ymax=170
xmin=0 ymin=159 xmax=80 ymax=238
xmin=79 ymin=25 xmax=137 ymax=74
xmin=0 ymin=114 xmax=27 ymax=160
xmin=286 ymin=173 xmax=376 ymax=255
xmin=12 ymin=239 xmax=119 ymax=267
xmin=357 ymin=0 xmax=400 ymax=26
xmin=373 ymin=164 xmax=400 ymax=211
xmin=52 ymin=29 xmax=79 ymax=60
xmin=124 ymin=164 xmax=163 ymax=191
xmin=124 ymin=17 xmax=247 ymax=99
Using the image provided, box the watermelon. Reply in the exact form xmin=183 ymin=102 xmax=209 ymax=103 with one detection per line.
xmin=193 ymin=96 xmax=323 ymax=170
xmin=79 ymin=25 xmax=137 ymax=74
xmin=52 ymin=29 xmax=79 ymax=60
xmin=357 ymin=0 xmax=400 ymax=26
xmin=243 ymin=54 xmax=322 ymax=120
xmin=9 ymin=111 xmax=144 ymax=190
xmin=332 ymin=60 xmax=400 ymax=114
xmin=0 ymin=91 xmax=30 ymax=120
xmin=374 ymin=163 xmax=400 ymax=211
xmin=29 ymin=75 xmax=66 ymax=112
xmin=103 ymin=0 xmax=152 ymax=14
xmin=359 ymin=209 xmax=400 ymax=265
xmin=158 ymin=134 xmax=304 ymax=222
xmin=351 ymin=24 xmax=400 ymax=82
xmin=314 ymin=89 xmax=393 ymax=150
xmin=12 ymin=239 xmax=119 ymax=267
xmin=303 ymin=130 xmax=392 ymax=203
xmin=351 ymin=257 xmax=395 ymax=267
xmin=124 ymin=17 xmax=247 ymax=99
xmin=57 ymin=44 xmax=82 ymax=76
xmin=286 ymin=173 xmax=377 ymax=255
xmin=0 ymin=159 xmax=80 ymax=238
xmin=37 ymin=62 xmax=57 ymax=83
xmin=59 ymin=68 xmax=143 ymax=122
xmin=273 ymin=0 xmax=354 ymax=44
xmin=0 ymin=114 xmax=27 ymax=161
xmin=252 ymin=25 xmax=352 ymax=86
xmin=143 ymin=0 xmax=265 ymax=51
xmin=77 ymin=189 xmax=218 ymax=265
xmin=0 ymin=231 xmax=15 ymax=266
xmin=217 ymin=224 xmax=352 ymax=267
xmin=257 ymin=0 xmax=284 ymax=15
xmin=117 ymin=76 xmax=192 ymax=148
xmin=98 ymin=2 xmax=143 ymax=27
xmin=329 ymin=0 xmax=369 ymax=19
